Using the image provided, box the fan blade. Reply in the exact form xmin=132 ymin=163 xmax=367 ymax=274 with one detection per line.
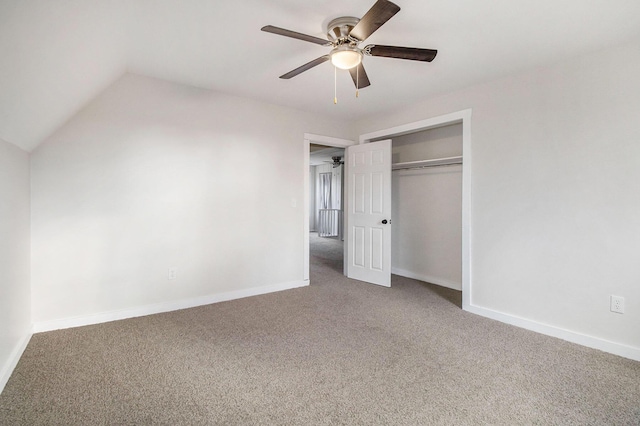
xmin=349 ymin=63 xmax=371 ymax=89
xmin=349 ymin=0 xmax=401 ymax=42
xmin=279 ymin=55 xmax=330 ymax=79
xmin=365 ymin=45 xmax=438 ymax=62
xmin=261 ymin=25 xmax=331 ymax=46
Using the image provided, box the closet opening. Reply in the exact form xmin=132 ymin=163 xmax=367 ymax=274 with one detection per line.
xmin=357 ymin=109 xmax=472 ymax=308
xmin=389 ymin=123 xmax=463 ymax=292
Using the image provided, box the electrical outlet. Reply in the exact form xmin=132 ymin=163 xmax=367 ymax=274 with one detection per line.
xmin=168 ymin=267 xmax=177 ymax=280
xmin=610 ymin=295 xmax=625 ymax=314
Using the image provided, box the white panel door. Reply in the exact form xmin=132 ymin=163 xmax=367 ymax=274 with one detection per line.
xmin=346 ymin=139 xmax=392 ymax=287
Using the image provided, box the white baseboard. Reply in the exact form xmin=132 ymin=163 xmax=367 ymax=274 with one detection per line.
xmin=391 ymin=267 xmax=462 ymax=291
xmin=33 ymin=280 xmax=308 ymax=333
xmin=465 ymin=304 xmax=640 ymax=362
xmin=394 ymin=265 xmax=640 ymax=361
xmin=0 ymin=330 xmax=32 ymax=394
xmin=27 ymin=278 xmax=640 ymax=364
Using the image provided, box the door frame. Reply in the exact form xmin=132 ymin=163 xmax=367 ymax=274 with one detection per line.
xmin=303 ymin=133 xmax=356 ymax=283
xmin=358 ymin=109 xmax=473 ymax=309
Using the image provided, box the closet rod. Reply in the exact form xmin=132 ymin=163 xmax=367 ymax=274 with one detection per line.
xmin=393 ymin=162 xmax=462 ymax=171
xmin=392 ymin=155 xmax=463 ymax=171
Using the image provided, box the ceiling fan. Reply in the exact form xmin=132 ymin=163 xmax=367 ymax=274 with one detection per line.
xmin=261 ymin=0 xmax=437 ymax=91
xmin=324 ymin=156 xmax=345 ymax=168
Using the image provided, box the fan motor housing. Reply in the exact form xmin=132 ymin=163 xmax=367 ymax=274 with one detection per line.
xmin=326 ymin=17 xmax=360 ymax=43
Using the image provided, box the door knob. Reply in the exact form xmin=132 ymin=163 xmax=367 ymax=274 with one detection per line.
xmin=382 ymin=219 xmax=388 ymax=224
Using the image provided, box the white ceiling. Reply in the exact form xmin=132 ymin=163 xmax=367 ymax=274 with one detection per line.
xmin=2 ymin=0 xmax=640 ymax=152
xmin=310 ymin=146 xmax=345 ymax=166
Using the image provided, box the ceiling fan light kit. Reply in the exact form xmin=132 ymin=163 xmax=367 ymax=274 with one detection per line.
xmin=261 ymin=0 xmax=437 ymax=102
xmin=330 ymin=46 xmax=362 ymax=70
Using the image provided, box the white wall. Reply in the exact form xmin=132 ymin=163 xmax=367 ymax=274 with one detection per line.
xmin=391 ymin=125 xmax=462 ymax=290
xmin=356 ymin=38 xmax=640 ymax=355
xmin=30 ymin=73 xmax=353 ymax=327
xmin=0 ymin=139 xmax=31 ymax=391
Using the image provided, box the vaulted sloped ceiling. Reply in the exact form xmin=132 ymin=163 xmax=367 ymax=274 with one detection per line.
xmin=2 ymin=0 xmax=640 ymax=152
xmin=0 ymin=1 xmax=129 ymax=152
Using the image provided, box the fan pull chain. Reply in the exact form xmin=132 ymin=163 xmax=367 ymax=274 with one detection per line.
xmin=334 ymin=66 xmax=338 ymax=104
xmin=356 ymin=65 xmax=359 ymax=98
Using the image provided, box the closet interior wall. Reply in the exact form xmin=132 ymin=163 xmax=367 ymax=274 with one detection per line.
xmin=391 ymin=123 xmax=463 ymax=290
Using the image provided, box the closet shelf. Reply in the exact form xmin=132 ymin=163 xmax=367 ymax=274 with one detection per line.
xmin=392 ymin=156 xmax=463 ymax=171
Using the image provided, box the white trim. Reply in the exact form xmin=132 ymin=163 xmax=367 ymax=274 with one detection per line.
xmin=33 ymin=280 xmax=308 ymax=333
xmin=303 ymin=134 xmax=357 ymax=282
xmin=0 ymin=330 xmax=32 ymax=394
xmin=303 ymin=139 xmax=310 ymax=281
xmin=359 ymin=109 xmax=472 ymax=308
xmin=304 ymin=133 xmax=355 ymax=148
xmin=359 ymin=110 xmax=469 ymax=144
xmin=466 ymin=304 xmax=640 ymax=362
xmin=392 ymin=268 xmax=461 ymax=291
xmin=461 ymin=111 xmax=472 ymax=310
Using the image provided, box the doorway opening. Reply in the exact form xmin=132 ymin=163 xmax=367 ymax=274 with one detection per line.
xmin=309 ymin=144 xmax=345 ymax=275
xmin=303 ymin=134 xmax=356 ymax=284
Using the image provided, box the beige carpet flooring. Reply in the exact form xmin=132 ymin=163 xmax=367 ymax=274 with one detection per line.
xmin=1 ymin=233 xmax=639 ymax=425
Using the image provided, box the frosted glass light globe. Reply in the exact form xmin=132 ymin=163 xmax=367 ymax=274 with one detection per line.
xmin=330 ymin=47 xmax=362 ymax=70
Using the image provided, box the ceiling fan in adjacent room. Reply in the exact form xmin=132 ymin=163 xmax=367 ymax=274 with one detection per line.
xmin=261 ymin=0 xmax=437 ymax=96
xmin=324 ymin=156 xmax=345 ymax=168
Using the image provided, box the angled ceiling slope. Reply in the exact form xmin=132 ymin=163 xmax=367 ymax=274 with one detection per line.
xmin=2 ymin=0 xmax=640 ymax=152
xmin=0 ymin=0 xmax=129 ymax=152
